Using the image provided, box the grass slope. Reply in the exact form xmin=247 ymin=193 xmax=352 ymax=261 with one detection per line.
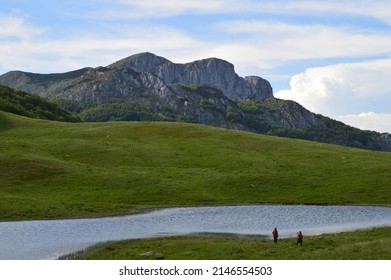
xmin=1 ymin=111 xmax=390 ymax=221
xmin=63 ymin=227 xmax=391 ymax=260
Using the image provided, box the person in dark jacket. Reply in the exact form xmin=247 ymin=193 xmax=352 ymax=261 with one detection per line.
xmin=272 ymin=228 xmax=279 ymax=243
xmin=296 ymin=231 xmax=303 ymax=246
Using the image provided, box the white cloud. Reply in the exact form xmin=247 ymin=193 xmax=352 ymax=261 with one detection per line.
xmin=93 ymin=0 xmax=238 ymax=19
xmin=0 ymin=13 xmax=46 ymax=40
xmin=101 ymin=0 xmax=391 ymax=26
xmin=275 ymin=59 xmax=391 ymax=115
xmin=117 ymin=0 xmax=229 ymax=12
xmin=275 ymin=59 xmax=391 ymax=133
xmin=338 ymin=112 xmax=391 ymax=133
xmin=268 ymin=1 xmax=391 ymax=26
xmin=0 ymin=22 xmax=211 ymax=73
xmin=216 ymin=20 xmax=391 ymax=63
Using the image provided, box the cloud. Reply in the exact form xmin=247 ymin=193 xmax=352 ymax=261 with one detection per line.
xmin=93 ymin=0 xmax=238 ymax=19
xmin=117 ymin=0 xmax=229 ymax=12
xmin=275 ymin=59 xmax=391 ymax=133
xmin=269 ymin=1 xmax=391 ymax=26
xmin=100 ymin=0 xmax=391 ymax=26
xmin=0 ymin=20 xmax=211 ymax=73
xmin=338 ymin=112 xmax=391 ymax=133
xmin=216 ymin=20 xmax=391 ymax=62
xmin=0 ymin=13 xmax=46 ymax=40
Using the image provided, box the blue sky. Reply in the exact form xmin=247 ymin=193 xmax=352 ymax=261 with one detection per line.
xmin=1 ymin=0 xmax=391 ymax=132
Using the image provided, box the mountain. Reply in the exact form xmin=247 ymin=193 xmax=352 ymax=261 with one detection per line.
xmin=0 ymin=52 xmax=390 ymax=151
xmin=0 ymin=52 xmax=317 ymax=127
xmin=109 ymin=52 xmax=273 ymax=99
xmin=0 ymin=52 xmax=272 ymax=101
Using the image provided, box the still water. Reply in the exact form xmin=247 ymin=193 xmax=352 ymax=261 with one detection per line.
xmin=0 ymin=205 xmax=390 ymax=259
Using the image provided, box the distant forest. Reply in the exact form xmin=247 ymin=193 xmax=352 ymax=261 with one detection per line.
xmin=0 ymin=84 xmax=80 ymax=122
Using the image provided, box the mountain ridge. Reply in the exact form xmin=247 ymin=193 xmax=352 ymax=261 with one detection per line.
xmin=108 ymin=52 xmax=273 ymax=100
xmin=0 ymin=52 xmax=390 ymax=151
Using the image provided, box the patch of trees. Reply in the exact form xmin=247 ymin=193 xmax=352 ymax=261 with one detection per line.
xmin=266 ymin=116 xmax=382 ymax=150
xmin=0 ymin=84 xmax=81 ymax=122
xmin=58 ymin=98 xmax=196 ymax=123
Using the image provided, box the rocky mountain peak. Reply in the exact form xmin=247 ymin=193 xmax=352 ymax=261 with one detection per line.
xmin=109 ymin=52 xmax=170 ymax=72
xmin=108 ymin=52 xmax=273 ymax=100
xmin=0 ymin=52 xmax=273 ymax=100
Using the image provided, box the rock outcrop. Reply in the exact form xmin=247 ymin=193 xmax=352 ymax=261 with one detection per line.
xmin=0 ymin=52 xmax=273 ymax=102
xmin=108 ymin=52 xmax=273 ymax=99
xmin=376 ymin=133 xmax=391 ymax=151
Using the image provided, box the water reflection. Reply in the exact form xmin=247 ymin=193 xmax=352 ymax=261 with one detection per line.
xmin=0 ymin=205 xmax=390 ymax=259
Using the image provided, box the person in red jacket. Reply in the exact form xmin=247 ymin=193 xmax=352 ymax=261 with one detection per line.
xmin=272 ymin=228 xmax=279 ymax=243
xmin=296 ymin=231 xmax=303 ymax=246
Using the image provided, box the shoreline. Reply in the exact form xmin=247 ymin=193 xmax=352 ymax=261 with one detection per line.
xmin=1 ymin=203 xmax=390 ymax=223
xmin=59 ymin=226 xmax=391 ymax=260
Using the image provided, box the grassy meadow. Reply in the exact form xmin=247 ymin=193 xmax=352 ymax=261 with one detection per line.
xmin=64 ymin=227 xmax=391 ymax=260
xmin=1 ymin=110 xmax=390 ymax=221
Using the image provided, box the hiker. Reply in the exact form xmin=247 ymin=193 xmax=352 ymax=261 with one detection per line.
xmin=272 ymin=228 xmax=279 ymax=243
xmin=296 ymin=231 xmax=303 ymax=246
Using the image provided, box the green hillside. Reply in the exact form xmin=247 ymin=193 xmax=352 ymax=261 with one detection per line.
xmin=0 ymin=111 xmax=390 ymax=221
xmin=0 ymin=84 xmax=80 ymax=122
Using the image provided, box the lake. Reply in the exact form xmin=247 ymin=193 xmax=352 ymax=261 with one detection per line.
xmin=0 ymin=205 xmax=390 ymax=259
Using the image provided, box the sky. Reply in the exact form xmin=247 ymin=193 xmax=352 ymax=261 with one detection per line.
xmin=1 ymin=0 xmax=391 ymax=133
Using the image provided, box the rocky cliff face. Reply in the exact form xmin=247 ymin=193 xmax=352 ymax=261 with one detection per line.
xmin=0 ymin=52 xmax=272 ymax=101
xmin=109 ymin=52 xmax=273 ymax=99
xmin=376 ymin=133 xmax=391 ymax=151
